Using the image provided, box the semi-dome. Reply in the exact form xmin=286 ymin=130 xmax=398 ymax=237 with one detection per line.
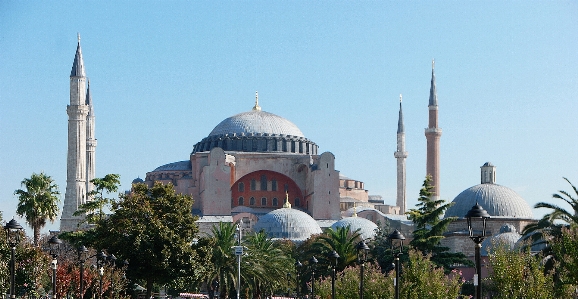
xmin=192 ymin=101 xmax=318 ymax=154
xmin=331 ymin=216 xmax=378 ymax=240
xmin=445 ymin=163 xmax=533 ymax=219
xmin=481 ymin=224 xmax=522 ymax=256
xmin=253 ymin=207 xmax=322 ymax=242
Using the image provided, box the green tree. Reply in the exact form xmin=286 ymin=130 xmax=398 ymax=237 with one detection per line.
xmin=399 ymin=250 xmax=464 ymax=299
xmin=316 ymin=262 xmax=395 ymax=299
xmin=244 ymin=230 xmax=293 ymax=298
xmin=89 ymin=182 xmax=200 ymax=299
xmin=486 ymin=245 xmax=556 ymax=299
xmin=535 ymin=177 xmax=578 ymax=226
xmin=549 ymin=226 xmax=578 ymax=295
xmin=14 ymin=172 xmax=60 ymax=246
xmin=407 ymin=175 xmax=471 ymax=271
xmin=73 ymin=174 xmax=120 ymax=224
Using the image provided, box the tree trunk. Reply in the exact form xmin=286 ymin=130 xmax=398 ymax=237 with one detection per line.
xmin=146 ymin=278 xmax=153 ymax=299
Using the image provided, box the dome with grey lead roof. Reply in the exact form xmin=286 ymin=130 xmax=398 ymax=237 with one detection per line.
xmin=444 ymin=163 xmax=533 ymax=219
xmin=445 ymin=183 xmax=533 ymax=219
xmin=331 ymin=216 xmax=378 ymax=240
xmin=253 ymin=207 xmax=322 ymax=242
xmin=209 ymin=110 xmax=304 ymax=138
xmin=481 ymin=224 xmax=522 ymax=256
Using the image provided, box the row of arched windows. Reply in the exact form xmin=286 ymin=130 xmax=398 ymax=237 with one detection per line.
xmin=238 ymin=175 xmax=283 ymax=192
xmin=234 ymin=196 xmax=301 ymax=207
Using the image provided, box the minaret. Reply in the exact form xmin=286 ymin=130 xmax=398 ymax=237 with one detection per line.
xmin=61 ymin=34 xmax=90 ymax=231
xmin=394 ymin=94 xmax=408 ymax=214
xmin=425 ymin=60 xmax=442 ymax=200
xmin=86 ymin=80 xmax=97 ymax=195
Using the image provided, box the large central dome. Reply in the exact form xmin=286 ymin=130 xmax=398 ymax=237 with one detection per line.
xmin=192 ymin=99 xmax=318 ymax=154
xmin=209 ymin=110 xmax=304 ymax=138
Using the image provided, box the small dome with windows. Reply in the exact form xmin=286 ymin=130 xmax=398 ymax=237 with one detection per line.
xmin=331 ymin=216 xmax=378 ymax=240
xmin=253 ymin=204 xmax=322 ymax=242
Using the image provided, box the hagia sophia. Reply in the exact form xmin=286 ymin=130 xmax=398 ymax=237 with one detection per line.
xmin=60 ymin=36 xmax=537 ymax=260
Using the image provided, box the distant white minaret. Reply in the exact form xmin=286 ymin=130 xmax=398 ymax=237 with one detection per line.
xmin=394 ymin=95 xmax=408 ymax=214
xmin=61 ymin=34 xmax=93 ymax=231
xmin=86 ymin=80 xmax=97 ymax=194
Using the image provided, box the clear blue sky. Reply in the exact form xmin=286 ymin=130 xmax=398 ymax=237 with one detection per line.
xmin=1 ymin=1 xmax=577 ymax=234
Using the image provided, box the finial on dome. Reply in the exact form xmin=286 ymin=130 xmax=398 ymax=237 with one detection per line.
xmin=283 ymin=191 xmax=291 ymax=208
xmin=352 ymin=204 xmax=357 ymax=217
xmin=252 ymin=91 xmax=261 ymax=111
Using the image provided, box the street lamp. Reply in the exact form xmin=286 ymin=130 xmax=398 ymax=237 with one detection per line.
xmin=77 ymin=245 xmax=88 ymax=299
xmin=356 ymin=241 xmax=369 ymax=299
xmin=294 ymin=260 xmax=302 ymax=298
xmin=328 ymin=251 xmax=339 ymax=299
xmin=4 ymin=219 xmax=23 ymax=299
xmin=286 ymin=273 xmax=291 ymax=297
xmin=48 ymin=235 xmax=62 ymax=299
xmin=309 ymin=256 xmax=318 ymax=298
xmin=465 ymin=202 xmax=490 ymax=299
xmin=107 ymin=254 xmax=117 ymax=299
xmin=96 ymin=251 xmax=107 ymax=299
xmin=388 ymin=229 xmax=405 ymax=299
xmin=234 ymin=223 xmax=243 ymax=299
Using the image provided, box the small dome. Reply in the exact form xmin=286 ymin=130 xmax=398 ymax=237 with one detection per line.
xmin=331 ymin=217 xmax=378 ymax=240
xmin=445 ymin=184 xmax=533 ymax=218
xmin=481 ymin=224 xmax=522 ymax=256
xmin=209 ymin=110 xmax=304 ymax=138
xmin=132 ymin=177 xmax=144 ymax=184
xmin=253 ymin=208 xmax=322 ymax=242
xmin=153 ymin=160 xmax=192 ymax=172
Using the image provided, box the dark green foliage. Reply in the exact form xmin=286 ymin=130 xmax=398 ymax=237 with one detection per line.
xmin=14 ymin=172 xmax=60 ymax=246
xmin=407 ymin=175 xmax=472 ymax=271
xmin=73 ymin=174 xmax=121 ymax=224
xmin=89 ymin=182 xmax=201 ymax=299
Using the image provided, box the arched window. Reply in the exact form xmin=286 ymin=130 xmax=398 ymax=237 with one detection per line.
xmin=238 ymin=197 xmax=244 ymax=206
xmin=238 ymin=182 xmax=244 ymax=192
xmin=272 ymin=179 xmax=277 ymax=191
xmin=250 ymin=179 xmax=256 ymax=191
xmin=295 ymin=198 xmax=300 ymax=207
xmin=273 ymin=197 xmax=278 ymax=206
xmin=261 ymin=197 xmax=267 ymax=206
xmin=260 ymin=175 xmax=267 ymax=191
xmin=250 ymin=197 xmax=255 ymax=206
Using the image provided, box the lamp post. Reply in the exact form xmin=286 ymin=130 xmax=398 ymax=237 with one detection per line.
xmin=48 ymin=235 xmax=62 ymax=299
xmin=294 ymin=260 xmax=302 ymax=298
xmin=107 ymin=254 xmax=117 ymax=299
xmin=309 ymin=256 xmax=318 ymax=298
xmin=77 ymin=245 xmax=88 ymax=299
xmin=286 ymin=273 xmax=291 ymax=297
xmin=328 ymin=251 xmax=339 ymax=299
xmin=388 ymin=230 xmax=405 ymax=299
xmin=356 ymin=241 xmax=369 ymax=299
xmin=96 ymin=251 xmax=107 ymax=299
xmin=4 ymin=219 xmax=23 ymax=299
xmin=234 ymin=223 xmax=242 ymax=299
xmin=465 ymin=202 xmax=490 ymax=299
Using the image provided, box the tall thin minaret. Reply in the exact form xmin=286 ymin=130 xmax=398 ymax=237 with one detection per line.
xmin=61 ymin=34 xmax=90 ymax=231
xmin=394 ymin=95 xmax=408 ymax=214
xmin=86 ymin=80 xmax=97 ymax=194
xmin=425 ymin=60 xmax=442 ymax=200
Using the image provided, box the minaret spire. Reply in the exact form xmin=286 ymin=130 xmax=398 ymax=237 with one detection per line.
xmin=62 ymin=34 xmax=90 ymax=231
xmin=394 ymin=94 xmax=408 ymax=214
xmin=252 ymin=91 xmax=261 ymax=111
xmin=425 ymin=60 xmax=442 ymax=200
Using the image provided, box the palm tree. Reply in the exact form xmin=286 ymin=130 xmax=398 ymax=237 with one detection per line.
xmin=206 ymin=222 xmax=238 ymax=299
xmin=535 ymin=177 xmax=578 ymax=226
xmin=315 ymin=226 xmax=361 ymax=272
xmin=14 ymin=172 xmax=60 ymax=246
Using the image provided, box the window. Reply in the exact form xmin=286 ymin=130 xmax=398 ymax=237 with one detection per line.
xmin=238 ymin=197 xmax=244 ymax=206
xmin=260 ymin=175 xmax=267 ymax=191
xmin=295 ymin=198 xmax=300 ymax=207
xmin=251 ymin=179 xmax=256 ymax=191
xmin=273 ymin=197 xmax=278 ymax=206
xmin=272 ymin=179 xmax=277 ymax=191
xmin=238 ymin=182 xmax=244 ymax=192
xmin=250 ymin=197 xmax=255 ymax=206
xmin=261 ymin=197 xmax=267 ymax=206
